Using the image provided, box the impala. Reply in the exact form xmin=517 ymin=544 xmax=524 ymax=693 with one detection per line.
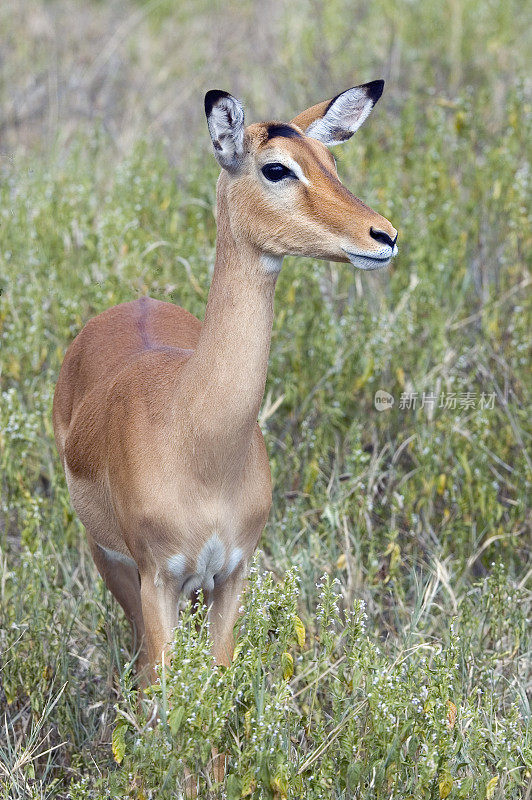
xmin=53 ymin=81 xmax=398 ymax=682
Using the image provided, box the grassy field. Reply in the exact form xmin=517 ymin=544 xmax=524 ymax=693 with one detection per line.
xmin=1 ymin=0 xmax=531 ymax=797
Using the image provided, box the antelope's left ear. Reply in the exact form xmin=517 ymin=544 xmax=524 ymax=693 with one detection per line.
xmin=205 ymin=89 xmax=245 ymax=171
xmin=291 ymin=80 xmax=384 ymax=146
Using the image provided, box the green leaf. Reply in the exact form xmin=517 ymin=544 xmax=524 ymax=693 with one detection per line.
xmin=201 ymin=738 xmax=212 ymax=762
xmin=347 ymin=762 xmax=362 ymax=789
xmin=226 ymin=773 xmax=242 ymax=800
xmin=168 ymin=706 xmax=185 ymax=735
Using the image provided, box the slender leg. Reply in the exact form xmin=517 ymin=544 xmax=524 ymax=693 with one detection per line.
xmin=207 ymin=568 xmax=247 ymax=784
xmin=139 ymin=573 xmax=179 ymax=673
xmin=87 ymin=533 xmax=148 ymax=675
xmin=139 ymin=575 xmax=198 ymax=798
xmin=132 ymin=567 xmax=246 ymax=793
xmin=209 ymin=568 xmax=246 ymax=666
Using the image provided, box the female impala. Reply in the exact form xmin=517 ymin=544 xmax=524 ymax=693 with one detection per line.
xmin=53 ymin=81 xmax=398 ymax=677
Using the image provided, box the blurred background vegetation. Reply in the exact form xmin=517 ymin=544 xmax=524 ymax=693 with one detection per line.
xmin=2 ymin=0 xmax=531 ymax=156
xmin=0 ymin=0 xmax=530 ymax=798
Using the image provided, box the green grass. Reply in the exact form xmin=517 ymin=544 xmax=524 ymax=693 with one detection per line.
xmin=1 ymin=0 xmax=531 ymax=797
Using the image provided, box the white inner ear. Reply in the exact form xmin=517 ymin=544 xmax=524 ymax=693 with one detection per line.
xmin=207 ymin=96 xmax=245 ymax=170
xmin=306 ymin=87 xmax=376 ymax=146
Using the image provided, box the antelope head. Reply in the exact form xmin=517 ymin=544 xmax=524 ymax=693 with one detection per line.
xmin=205 ymin=81 xmax=398 ymax=273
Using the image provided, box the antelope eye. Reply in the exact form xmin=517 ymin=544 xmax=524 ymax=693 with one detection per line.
xmin=261 ymin=163 xmax=296 ymax=182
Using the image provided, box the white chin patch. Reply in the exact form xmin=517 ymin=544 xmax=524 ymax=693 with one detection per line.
xmin=345 ymin=252 xmax=392 ymax=271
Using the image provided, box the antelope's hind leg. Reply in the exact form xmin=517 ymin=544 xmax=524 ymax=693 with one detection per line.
xmin=63 ymin=466 xmax=148 ymax=675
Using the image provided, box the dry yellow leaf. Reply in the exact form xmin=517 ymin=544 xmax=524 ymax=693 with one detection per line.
xmin=111 ymin=719 xmax=126 ymax=764
xmin=439 ymin=771 xmax=453 ymax=799
xmin=486 ymin=775 xmax=499 ymax=798
xmin=293 ymin=615 xmax=306 ymax=648
xmin=281 ymin=651 xmax=293 ymax=680
xmin=447 ymin=700 xmax=457 ymax=729
xmin=336 ymin=553 xmax=347 ymax=569
xmin=396 ymin=366 xmax=405 ymax=387
xmin=7 ymin=357 xmax=20 ymax=380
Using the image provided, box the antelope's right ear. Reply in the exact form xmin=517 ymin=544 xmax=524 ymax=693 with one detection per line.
xmin=205 ymin=90 xmax=245 ymax=172
xmin=291 ymin=80 xmax=384 ymax=146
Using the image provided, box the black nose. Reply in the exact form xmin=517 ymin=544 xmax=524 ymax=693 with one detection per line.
xmin=370 ymin=227 xmax=397 ymax=248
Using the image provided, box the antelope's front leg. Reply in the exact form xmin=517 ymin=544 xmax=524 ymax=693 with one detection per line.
xmin=205 ymin=566 xmax=247 ymax=784
xmin=209 ymin=566 xmax=247 ymax=667
xmin=139 ymin=571 xmax=180 ymax=673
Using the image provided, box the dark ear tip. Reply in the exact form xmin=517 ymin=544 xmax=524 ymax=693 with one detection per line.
xmin=204 ymin=89 xmax=231 ymax=117
xmin=365 ymin=79 xmax=385 ymax=104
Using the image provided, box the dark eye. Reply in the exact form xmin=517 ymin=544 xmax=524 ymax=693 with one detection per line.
xmin=261 ymin=163 xmax=295 ymax=182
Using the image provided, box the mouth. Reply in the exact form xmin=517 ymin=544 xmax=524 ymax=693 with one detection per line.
xmin=343 ymin=249 xmax=395 ymax=271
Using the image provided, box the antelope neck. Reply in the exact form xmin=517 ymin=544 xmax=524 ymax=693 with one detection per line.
xmin=183 ymin=190 xmax=278 ymax=480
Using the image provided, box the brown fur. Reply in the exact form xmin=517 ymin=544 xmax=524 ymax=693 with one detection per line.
xmin=53 ymin=99 xmax=397 ymax=681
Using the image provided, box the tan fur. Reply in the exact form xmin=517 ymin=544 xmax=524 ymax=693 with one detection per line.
xmin=291 ymin=99 xmax=332 ymax=132
xmin=53 ymin=97 xmax=397 ymax=683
